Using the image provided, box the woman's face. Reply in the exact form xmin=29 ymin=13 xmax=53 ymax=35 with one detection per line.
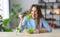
xmin=31 ymin=7 xmax=38 ymax=19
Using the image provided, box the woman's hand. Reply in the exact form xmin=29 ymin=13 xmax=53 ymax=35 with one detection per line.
xmin=34 ymin=29 xmax=40 ymax=34
xmin=39 ymin=30 xmax=48 ymax=33
xmin=19 ymin=14 xmax=24 ymax=20
xmin=34 ymin=29 xmax=48 ymax=34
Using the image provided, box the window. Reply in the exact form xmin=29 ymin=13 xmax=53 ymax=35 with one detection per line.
xmin=0 ymin=0 xmax=9 ymax=19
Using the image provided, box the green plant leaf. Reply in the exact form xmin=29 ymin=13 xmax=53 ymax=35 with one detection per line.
xmin=12 ymin=3 xmax=22 ymax=12
xmin=3 ymin=19 xmax=10 ymax=26
xmin=10 ymin=12 xmax=18 ymax=18
xmin=2 ymin=27 xmax=13 ymax=32
xmin=10 ymin=3 xmax=22 ymax=19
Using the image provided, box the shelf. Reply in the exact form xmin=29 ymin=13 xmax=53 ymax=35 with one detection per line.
xmin=39 ymin=0 xmax=60 ymax=26
xmin=39 ymin=3 xmax=60 ymax=9
xmin=46 ymin=8 xmax=60 ymax=9
xmin=46 ymin=20 xmax=60 ymax=22
xmin=39 ymin=0 xmax=60 ymax=3
xmin=45 ymin=18 xmax=60 ymax=21
xmin=40 ymin=7 xmax=60 ymax=9
xmin=45 ymin=18 xmax=56 ymax=21
xmin=45 ymin=14 xmax=60 ymax=15
xmin=39 ymin=1 xmax=55 ymax=3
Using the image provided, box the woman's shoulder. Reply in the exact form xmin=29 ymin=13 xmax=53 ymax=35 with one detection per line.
xmin=23 ymin=16 xmax=27 ymax=20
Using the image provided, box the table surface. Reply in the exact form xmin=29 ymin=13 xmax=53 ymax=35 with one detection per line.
xmin=0 ymin=29 xmax=60 ymax=37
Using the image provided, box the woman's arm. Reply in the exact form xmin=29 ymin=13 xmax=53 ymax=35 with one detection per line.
xmin=42 ymin=18 xmax=52 ymax=32
xmin=18 ymin=19 xmax=23 ymax=28
xmin=18 ymin=14 xmax=24 ymax=28
xmin=20 ymin=16 xmax=27 ymax=32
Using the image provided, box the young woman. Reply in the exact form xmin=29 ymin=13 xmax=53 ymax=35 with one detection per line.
xmin=20 ymin=4 xmax=52 ymax=33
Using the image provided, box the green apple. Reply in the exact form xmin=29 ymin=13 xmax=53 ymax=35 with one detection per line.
xmin=26 ymin=14 xmax=32 ymax=20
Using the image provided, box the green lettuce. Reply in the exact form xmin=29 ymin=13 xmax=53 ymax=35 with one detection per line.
xmin=25 ymin=28 xmax=34 ymax=34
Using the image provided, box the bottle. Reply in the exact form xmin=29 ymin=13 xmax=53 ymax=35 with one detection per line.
xmin=16 ymin=27 xmax=20 ymax=36
xmin=0 ymin=15 xmax=2 ymax=31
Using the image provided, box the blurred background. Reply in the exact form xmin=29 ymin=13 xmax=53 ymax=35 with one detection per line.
xmin=0 ymin=0 xmax=60 ymax=32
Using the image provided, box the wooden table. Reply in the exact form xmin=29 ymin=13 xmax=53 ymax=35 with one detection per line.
xmin=0 ymin=29 xmax=60 ymax=37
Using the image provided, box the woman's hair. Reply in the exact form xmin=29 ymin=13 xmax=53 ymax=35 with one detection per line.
xmin=28 ymin=4 xmax=44 ymax=29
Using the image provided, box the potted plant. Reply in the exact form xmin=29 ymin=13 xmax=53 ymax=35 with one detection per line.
xmin=10 ymin=3 xmax=22 ymax=29
xmin=2 ymin=18 xmax=13 ymax=32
